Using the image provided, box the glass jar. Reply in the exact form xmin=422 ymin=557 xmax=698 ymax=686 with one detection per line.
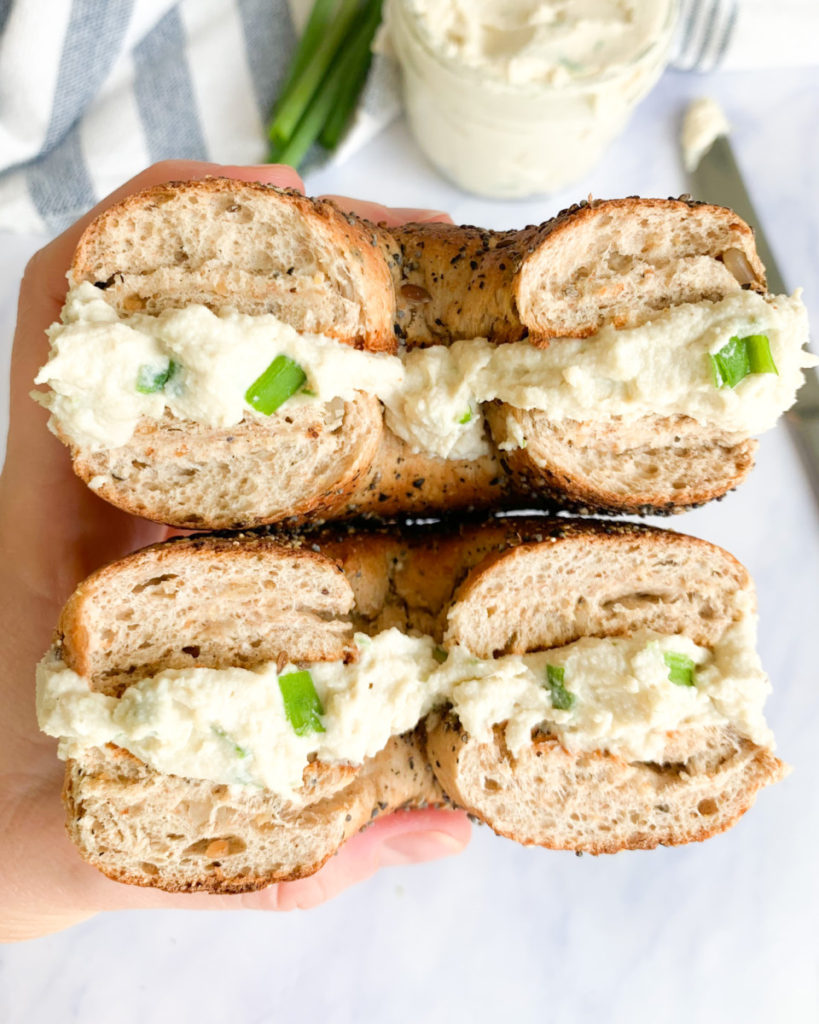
xmin=387 ymin=0 xmax=678 ymax=199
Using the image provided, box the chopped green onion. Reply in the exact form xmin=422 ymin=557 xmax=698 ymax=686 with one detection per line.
xmin=709 ymin=334 xmax=778 ymax=389
xmin=708 ymin=337 xmax=748 ymax=388
xmin=664 ymin=651 xmax=696 ymax=687
xmin=212 ymin=725 xmax=249 ymax=759
xmin=279 ymin=670 xmax=326 ymax=735
xmin=558 ymin=56 xmax=585 ymax=74
xmin=458 ymin=408 xmax=473 ymax=425
xmin=745 ymin=334 xmax=778 ymax=374
xmin=354 ymin=633 xmax=372 ymax=648
xmin=245 ymin=355 xmax=307 ymax=415
xmin=136 ymin=359 xmax=179 ymax=395
xmin=432 ymin=646 xmax=449 ymax=664
xmin=545 ymin=664 xmax=575 ymax=710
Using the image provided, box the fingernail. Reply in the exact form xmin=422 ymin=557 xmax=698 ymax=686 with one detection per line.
xmin=378 ymin=829 xmax=466 ymax=867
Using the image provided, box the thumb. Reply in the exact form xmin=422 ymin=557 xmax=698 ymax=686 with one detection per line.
xmin=269 ymin=808 xmax=472 ymax=911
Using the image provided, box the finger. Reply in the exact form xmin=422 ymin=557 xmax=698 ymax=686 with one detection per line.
xmin=319 ymin=194 xmax=454 ymax=227
xmin=269 ymin=808 xmax=471 ymax=911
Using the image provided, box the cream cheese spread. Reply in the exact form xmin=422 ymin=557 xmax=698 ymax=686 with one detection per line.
xmin=34 ymin=284 xmax=815 ymax=461
xmin=386 ymin=0 xmax=676 ymax=196
xmin=38 ymin=603 xmax=773 ymax=801
xmin=33 ymin=282 xmax=403 ymax=451
xmin=682 ymin=97 xmax=731 ymax=172
xmin=401 ymin=0 xmax=670 ymax=87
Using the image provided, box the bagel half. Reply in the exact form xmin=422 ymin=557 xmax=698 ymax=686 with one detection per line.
xmin=33 ymin=183 xmax=814 ymax=526
xmin=37 ymin=518 xmax=786 ymax=891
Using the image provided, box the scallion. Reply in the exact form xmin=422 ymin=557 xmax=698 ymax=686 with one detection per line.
xmin=245 ymin=355 xmax=307 ymax=415
xmin=278 ymin=669 xmax=326 ymax=735
xmin=271 ymin=64 xmax=344 ymax=168
xmin=745 ymin=334 xmax=778 ymax=374
xmin=709 ymin=333 xmax=778 ymax=389
xmin=136 ymin=359 xmax=179 ymax=395
xmin=458 ymin=408 xmax=473 ymax=425
xmin=267 ymin=0 xmax=384 ymax=167
xmin=268 ymin=0 xmax=362 ymax=150
xmin=664 ymin=651 xmax=696 ymax=687
xmin=274 ymin=0 xmax=337 ymax=114
xmin=319 ymin=0 xmax=383 ymax=150
xmin=212 ymin=725 xmax=249 ymax=759
xmin=432 ymin=645 xmax=449 ymax=664
xmin=545 ymin=664 xmax=575 ymax=710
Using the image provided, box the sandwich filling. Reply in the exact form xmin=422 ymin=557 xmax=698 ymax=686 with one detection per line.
xmin=37 ymin=593 xmax=773 ymax=801
xmin=34 ymin=283 xmax=814 ymax=461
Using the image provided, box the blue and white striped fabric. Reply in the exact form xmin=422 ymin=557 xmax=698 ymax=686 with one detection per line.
xmin=0 ymin=0 xmax=296 ymax=233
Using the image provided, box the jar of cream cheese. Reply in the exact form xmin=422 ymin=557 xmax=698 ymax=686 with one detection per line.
xmin=386 ymin=0 xmax=678 ymax=198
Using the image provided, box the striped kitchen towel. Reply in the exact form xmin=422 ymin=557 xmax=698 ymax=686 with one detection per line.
xmin=0 ymin=0 xmax=399 ymax=234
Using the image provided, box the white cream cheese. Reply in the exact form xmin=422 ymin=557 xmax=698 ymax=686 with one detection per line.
xmin=682 ymin=97 xmax=731 ymax=172
xmin=386 ymin=0 xmax=676 ymax=196
xmin=401 ymin=0 xmax=670 ymax=87
xmin=37 ymin=608 xmax=773 ymax=801
xmin=34 ymin=284 xmax=815 ymax=461
xmin=33 ymin=282 xmax=403 ymax=451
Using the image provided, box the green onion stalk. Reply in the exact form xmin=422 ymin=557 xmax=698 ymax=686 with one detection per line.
xmin=267 ymin=0 xmax=384 ymax=168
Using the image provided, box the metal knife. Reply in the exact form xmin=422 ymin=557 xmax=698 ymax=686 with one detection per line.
xmin=689 ymin=133 xmax=819 ymax=503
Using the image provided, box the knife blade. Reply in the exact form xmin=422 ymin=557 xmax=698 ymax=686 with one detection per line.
xmin=689 ymin=133 xmax=819 ymax=503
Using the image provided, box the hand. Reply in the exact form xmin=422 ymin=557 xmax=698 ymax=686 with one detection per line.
xmin=0 ymin=161 xmax=470 ymax=942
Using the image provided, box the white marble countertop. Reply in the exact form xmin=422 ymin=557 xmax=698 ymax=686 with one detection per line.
xmin=1 ymin=64 xmax=818 ymax=1024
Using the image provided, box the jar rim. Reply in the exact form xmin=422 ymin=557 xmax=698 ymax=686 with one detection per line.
xmin=389 ymin=0 xmax=679 ymax=97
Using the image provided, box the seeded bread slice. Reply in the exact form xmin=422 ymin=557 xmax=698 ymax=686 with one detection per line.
xmin=486 ymin=405 xmax=758 ymax=515
xmin=424 ymin=719 xmax=786 ymax=854
xmin=383 ymin=196 xmax=765 ymax=346
xmin=70 ymin=394 xmax=385 ymax=531
xmin=55 ymin=529 xmax=358 ymax=696
xmin=71 ymin=178 xmax=397 ymax=352
xmin=63 ymin=733 xmax=440 ymax=893
xmin=441 ymin=519 xmax=750 ymax=656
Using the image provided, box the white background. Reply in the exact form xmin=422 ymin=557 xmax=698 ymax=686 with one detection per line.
xmin=1 ymin=64 xmax=818 ymax=1023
